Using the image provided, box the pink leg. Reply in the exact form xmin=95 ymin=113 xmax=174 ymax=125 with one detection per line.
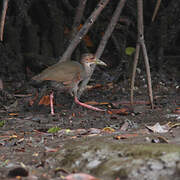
xmin=74 ymin=96 xmax=105 ymax=112
xmin=50 ymin=92 xmax=55 ymax=115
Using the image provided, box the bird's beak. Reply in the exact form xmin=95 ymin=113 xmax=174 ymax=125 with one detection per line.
xmin=95 ymin=58 xmax=107 ymax=66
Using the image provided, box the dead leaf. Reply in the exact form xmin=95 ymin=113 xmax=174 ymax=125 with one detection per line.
xmin=167 ymin=122 xmax=180 ymax=129
xmin=108 ymin=108 xmax=130 ymax=115
xmin=75 ymin=128 xmax=88 ymax=135
xmin=32 ymin=153 xmax=39 ymax=157
xmin=15 ymin=148 xmax=25 ymax=152
xmin=120 ymin=121 xmax=129 ymax=131
xmin=114 ymin=133 xmax=138 ymax=140
xmin=65 ymin=173 xmax=100 ymax=180
xmin=10 ymin=135 xmax=18 ymax=139
xmin=102 ymin=127 xmax=115 ymax=133
xmin=85 ymin=101 xmax=109 ymax=106
xmin=17 ymin=138 xmax=24 ymax=143
xmin=9 ymin=113 xmax=19 ymax=116
xmin=39 ymin=95 xmax=50 ymax=106
xmin=152 ymin=136 xmax=169 ymax=143
xmin=87 ymin=84 xmax=103 ymax=90
xmin=107 ymin=82 xmax=114 ymax=88
xmin=99 ymin=102 xmax=109 ymax=105
xmin=45 ymin=147 xmax=58 ymax=152
xmin=88 ymin=128 xmax=101 ymax=134
xmin=85 ymin=101 xmax=99 ymax=105
xmin=145 ymin=122 xmax=169 ymax=133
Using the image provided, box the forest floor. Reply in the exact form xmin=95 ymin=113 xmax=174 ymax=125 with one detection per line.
xmin=0 ymin=68 xmax=180 ymax=180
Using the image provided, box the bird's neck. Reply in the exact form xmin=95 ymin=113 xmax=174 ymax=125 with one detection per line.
xmin=83 ymin=63 xmax=94 ymax=78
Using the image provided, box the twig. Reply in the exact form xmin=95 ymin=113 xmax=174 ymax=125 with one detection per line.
xmin=0 ymin=0 xmax=9 ymax=41
xmin=131 ymin=0 xmax=154 ymax=108
xmin=96 ymin=0 xmax=127 ymax=57
xmin=0 ymin=78 xmax=3 ymax=90
xmin=152 ymin=0 xmax=161 ymax=22
xmin=78 ymin=0 xmax=127 ymax=98
xmin=71 ymin=0 xmax=87 ymax=39
xmin=130 ymin=43 xmax=140 ymax=106
xmin=58 ymin=0 xmax=110 ymax=63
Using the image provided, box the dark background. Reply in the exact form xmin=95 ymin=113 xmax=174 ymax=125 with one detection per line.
xmin=0 ymin=0 xmax=179 ymax=85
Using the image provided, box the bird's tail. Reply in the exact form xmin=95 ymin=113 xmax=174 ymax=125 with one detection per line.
xmin=32 ymin=74 xmax=44 ymax=82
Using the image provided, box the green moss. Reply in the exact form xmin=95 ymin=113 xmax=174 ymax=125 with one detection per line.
xmin=117 ymin=144 xmax=180 ymax=159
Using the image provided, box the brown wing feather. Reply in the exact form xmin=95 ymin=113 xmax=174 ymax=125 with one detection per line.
xmin=32 ymin=61 xmax=84 ymax=83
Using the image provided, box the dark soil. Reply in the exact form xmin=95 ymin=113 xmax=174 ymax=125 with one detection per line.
xmin=0 ymin=66 xmax=179 ymax=179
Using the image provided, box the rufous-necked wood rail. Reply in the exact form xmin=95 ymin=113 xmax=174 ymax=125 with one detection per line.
xmin=32 ymin=53 xmax=107 ymax=115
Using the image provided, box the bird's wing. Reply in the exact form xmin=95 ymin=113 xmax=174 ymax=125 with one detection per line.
xmin=32 ymin=61 xmax=83 ymax=83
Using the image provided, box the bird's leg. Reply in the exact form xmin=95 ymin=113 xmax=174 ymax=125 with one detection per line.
xmin=50 ymin=92 xmax=55 ymax=115
xmin=69 ymin=83 xmax=79 ymax=109
xmin=71 ymin=83 xmax=105 ymax=112
xmin=74 ymin=96 xmax=105 ymax=112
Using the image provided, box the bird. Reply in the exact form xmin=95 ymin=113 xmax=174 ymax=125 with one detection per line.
xmin=32 ymin=53 xmax=107 ymax=115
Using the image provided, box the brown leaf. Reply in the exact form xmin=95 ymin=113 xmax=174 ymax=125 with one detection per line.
xmin=86 ymin=101 xmax=109 ymax=106
xmin=108 ymin=108 xmax=130 ymax=115
xmin=9 ymin=113 xmax=19 ymax=116
xmin=106 ymin=82 xmax=114 ymax=89
xmin=114 ymin=133 xmax=138 ymax=140
xmin=87 ymin=84 xmax=103 ymax=90
xmin=85 ymin=101 xmax=99 ymax=105
xmin=38 ymin=95 xmax=50 ymax=106
xmin=102 ymin=127 xmax=115 ymax=133
xmin=65 ymin=173 xmax=100 ymax=180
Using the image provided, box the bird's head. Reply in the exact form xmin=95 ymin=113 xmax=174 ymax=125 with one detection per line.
xmin=81 ymin=53 xmax=107 ymax=67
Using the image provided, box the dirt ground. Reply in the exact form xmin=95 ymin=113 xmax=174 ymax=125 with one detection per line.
xmin=0 ymin=69 xmax=179 ymax=179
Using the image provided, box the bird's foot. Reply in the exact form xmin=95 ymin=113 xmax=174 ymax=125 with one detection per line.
xmin=74 ymin=97 xmax=105 ymax=112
